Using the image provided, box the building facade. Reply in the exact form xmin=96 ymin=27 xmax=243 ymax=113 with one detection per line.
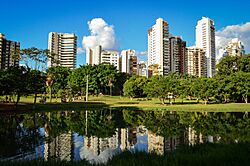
xmin=101 ymin=50 xmax=119 ymax=70
xmin=148 ymin=18 xmax=170 ymax=75
xmin=137 ymin=61 xmax=148 ymax=77
xmin=0 ymin=33 xmax=20 ymax=69
xmin=86 ymin=45 xmax=119 ymax=70
xmin=86 ymin=45 xmax=102 ymax=65
xmin=48 ymin=32 xmax=77 ymax=70
xmin=196 ymin=17 xmax=216 ymax=77
xmin=223 ymin=38 xmax=245 ymax=57
xmin=121 ymin=49 xmax=137 ymax=74
xmin=187 ymin=47 xmax=206 ymax=77
xmin=169 ymin=36 xmax=187 ymax=74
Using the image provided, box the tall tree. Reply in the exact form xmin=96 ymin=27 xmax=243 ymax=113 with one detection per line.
xmin=26 ymin=70 xmax=46 ymax=105
xmin=145 ymin=76 xmax=170 ymax=104
xmin=21 ymin=48 xmax=49 ymax=70
xmin=123 ymin=76 xmax=147 ymax=99
xmin=4 ymin=66 xmax=29 ymax=106
xmin=47 ymin=66 xmax=71 ymax=100
xmin=233 ymin=72 xmax=250 ymax=103
xmin=198 ymin=77 xmax=217 ymax=105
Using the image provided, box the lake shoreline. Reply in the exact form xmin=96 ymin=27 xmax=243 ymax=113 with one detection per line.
xmin=0 ymin=100 xmax=250 ymax=113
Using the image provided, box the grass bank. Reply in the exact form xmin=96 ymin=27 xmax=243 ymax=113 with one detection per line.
xmin=0 ymin=143 xmax=249 ymax=166
xmin=0 ymin=95 xmax=250 ymax=112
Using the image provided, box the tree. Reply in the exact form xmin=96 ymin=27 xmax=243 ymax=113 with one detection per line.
xmin=144 ymin=76 xmax=170 ymax=104
xmin=4 ymin=66 xmax=29 ymax=106
xmin=47 ymin=66 xmax=71 ymax=100
xmin=95 ymin=64 xmax=118 ymax=95
xmin=198 ymin=77 xmax=217 ymax=105
xmin=217 ymin=54 xmax=250 ymax=76
xmin=123 ymin=76 xmax=147 ymax=99
xmin=113 ymin=72 xmax=131 ymax=96
xmin=108 ymin=74 xmax=115 ymax=96
xmin=26 ymin=70 xmax=46 ymax=105
xmin=0 ymin=70 xmax=7 ymax=96
xmin=233 ymin=72 xmax=250 ymax=103
xmin=67 ymin=67 xmax=87 ymax=98
xmin=239 ymin=54 xmax=250 ymax=72
xmin=214 ymin=75 xmax=234 ymax=103
xmin=216 ymin=56 xmax=241 ymax=76
xmin=46 ymin=73 xmax=54 ymax=103
xmin=21 ymin=48 xmax=49 ymax=70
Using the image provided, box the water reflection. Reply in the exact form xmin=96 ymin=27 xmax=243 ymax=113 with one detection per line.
xmin=0 ymin=110 xmax=249 ymax=164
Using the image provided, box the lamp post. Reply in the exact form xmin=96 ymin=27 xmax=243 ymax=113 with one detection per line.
xmin=86 ymin=75 xmax=89 ymax=102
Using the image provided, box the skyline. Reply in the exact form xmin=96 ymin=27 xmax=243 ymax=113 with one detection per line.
xmin=1 ymin=0 xmax=250 ymax=67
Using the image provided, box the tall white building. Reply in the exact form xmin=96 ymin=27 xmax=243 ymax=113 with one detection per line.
xmin=86 ymin=45 xmax=102 ymax=65
xmin=148 ymin=18 xmax=170 ymax=75
xmin=48 ymin=32 xmax=77 ymax=70
xmin=196 ymin=17 xmax=216 ymax=77
xmin=137 ymin=61 xmax=148 ymax=77
xmin=121 ymin=49 xmax=137 ymax=74
xmin=86 ymin=45 xmax=119 ymax=70
xmin=101 ymin=50 xmax=119 ymax=70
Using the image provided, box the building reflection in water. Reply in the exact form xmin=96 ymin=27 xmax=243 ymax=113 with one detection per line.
xmin=0 ymin=111 xmax=248 ymax=164
xmin=41 ymin=125 xmax=220 ymax=163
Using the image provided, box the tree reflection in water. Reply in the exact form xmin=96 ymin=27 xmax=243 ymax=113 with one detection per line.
xmin=0 ymin=110 xmax=249 ymax=163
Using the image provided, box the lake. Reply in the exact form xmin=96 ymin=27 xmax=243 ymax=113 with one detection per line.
xmin=0 ymin=109 xmax=249 ymax=164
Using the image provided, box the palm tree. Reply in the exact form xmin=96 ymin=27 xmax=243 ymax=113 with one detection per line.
xmin=108 ymin=74 xmax=115 ymax=96
xmin=46 ymin=74 xmax=54 ymax=102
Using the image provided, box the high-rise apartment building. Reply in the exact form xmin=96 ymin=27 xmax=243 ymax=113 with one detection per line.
xmin=48 ymin=32 xmax=77 ymax=70
xmin=169 ymin=36 xmax=187 ymax=74
xmin=137 ymin=61 xmax=148 ymax=77
xmin=121 ymin=49 xmax=137 ymax=74
xmin=86 ymin=45 xmax=102 ymax=65
xmin=187 ymin=47 xmax=206 ymax=77
xmin=101 ymin=50 xmax=119 ymax=70
xmin=223 ymin=38 xmax=245 ymax=57
xmin=86 ymin=45 xmax=119 ymax=70
xmin=148 ymin=18 xmax=170 ymax=75
xmin=196 ymin=17 xmax=216 ymax=77
xmin=0 ymin=33 xmax=20 ymax=69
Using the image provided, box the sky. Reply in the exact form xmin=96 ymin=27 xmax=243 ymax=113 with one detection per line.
xmin=1 ymin=0 xmax=250 ymax=67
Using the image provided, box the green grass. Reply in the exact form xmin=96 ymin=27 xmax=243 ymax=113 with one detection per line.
xmin=90 ymin=96 xmax=250 ymax=112
xmin=0 ymin=143 xmax=249 ymax=166
xmin=1 ymin=95 xmax=250 ymax=112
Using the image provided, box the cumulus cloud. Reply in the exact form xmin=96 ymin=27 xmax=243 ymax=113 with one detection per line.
xmin=82 ymin=18 xmax=118 ymax=50
xmin=216 ymin=22 xmax=250 ymax=54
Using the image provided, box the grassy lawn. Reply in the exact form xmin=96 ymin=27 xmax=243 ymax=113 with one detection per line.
xmin=0 ymin=95 xmax=250 ymax=112
xmin=89 ymin=95 xmax=250 ymax=112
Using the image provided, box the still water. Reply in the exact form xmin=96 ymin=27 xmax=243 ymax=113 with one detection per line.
xmin=0 ymin=109 xmax=249 ymax=164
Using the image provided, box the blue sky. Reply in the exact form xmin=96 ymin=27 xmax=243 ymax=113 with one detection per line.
xmin=1 ymin=0 xmax=250 ymax=67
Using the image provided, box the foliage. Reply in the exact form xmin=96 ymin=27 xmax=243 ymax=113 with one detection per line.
xmin=123 ymin=76 xmax=147 ymax=98
xmin=21 ymin=47 xmax=49 ymax=70
xmin=47 ymin=66 xmax=71 ymax=94
xmin=144 ymin=76 xmax=171 ymax=104
xmin=1 ymin=54 xmax=250 ymax=106
xmin=26 ymin=70 xmax=46 ymax=104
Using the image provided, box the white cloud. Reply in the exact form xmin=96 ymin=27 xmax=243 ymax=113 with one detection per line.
xmin=77 ymin=47 xmax=85 ymax=54
xmin=82 ymin=18 xmax=118 ymax=50
xmin=136 ymin=51 xmax=148 ymax=61
xmin=138 ymin=51 xmax=148 ymax=56
xmin=216 ymin=22 xmax=250 ymax=53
